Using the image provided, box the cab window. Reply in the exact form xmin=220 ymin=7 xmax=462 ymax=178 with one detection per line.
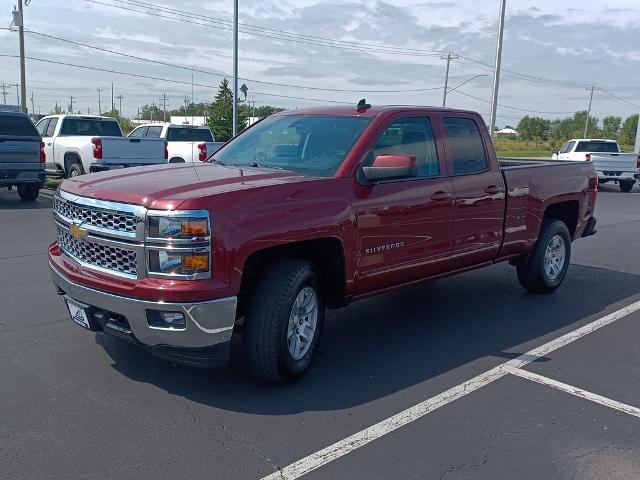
xmin=129 ymin=126 xmax=147 ymax=138
xmin=443 ymin=117 xmax=487 ymax=174
xmin=371 ymin=117 xmax=439 ymax=177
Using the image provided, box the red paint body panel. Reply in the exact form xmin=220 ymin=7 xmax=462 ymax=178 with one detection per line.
xmin=49 ymin=106 xmax=597 ymax=304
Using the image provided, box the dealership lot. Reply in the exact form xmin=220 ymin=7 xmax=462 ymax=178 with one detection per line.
xmin=1 ymin=184 xmax=639 ymax=480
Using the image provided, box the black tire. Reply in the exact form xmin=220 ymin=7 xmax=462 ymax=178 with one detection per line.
xmin=620 ymin=181 xmax=634 ymax=193
xmin=169 ymin=157 xmax=185 ymax=163
xmin=517 ymin=219 xmax=572 ymax=294
xmin=17 ymin=183 xmax=40 ymax=201
xmin=244 ymin=259 xmax=324 ymax=383
xmin=67 ymin=162 xmax=84 ymax=178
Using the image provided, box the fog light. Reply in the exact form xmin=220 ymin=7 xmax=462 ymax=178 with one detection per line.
xmin=162 ymin=312 xmax=185 ymax=327
xmin=146 ymin=310 xmax=186 ymax=330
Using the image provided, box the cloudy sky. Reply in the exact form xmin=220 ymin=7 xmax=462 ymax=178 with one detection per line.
xmin=1 ymin=0 xmax=639 ymax=127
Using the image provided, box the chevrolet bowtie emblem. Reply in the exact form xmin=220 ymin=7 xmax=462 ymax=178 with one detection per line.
xmin=69 ymin=224 xmax=88 ymax=239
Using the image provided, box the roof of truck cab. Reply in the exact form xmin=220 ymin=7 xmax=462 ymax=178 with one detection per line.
xmin=274 ymin=105 xmax=481 ymax=118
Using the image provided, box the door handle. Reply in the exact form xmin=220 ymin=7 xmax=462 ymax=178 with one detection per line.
xmin=430 ymin=191 xmax=452 ymax=201
xmin=47 ymin=142 xmax=52 ymax=146
xmin=485 ymin=185 xmax=503 ymax=195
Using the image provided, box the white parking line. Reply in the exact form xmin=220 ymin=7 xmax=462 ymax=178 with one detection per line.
xmin=505 ymin=366 xmax=640 ymax=418
xmin=261 ymin=299 xmax=640 ymax=480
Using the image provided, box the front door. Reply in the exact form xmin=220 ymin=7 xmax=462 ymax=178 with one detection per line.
xmin=441 ymin=116 xmax=505 ymax=269
xmin=354 ymin=115 xmax=453 ymax=294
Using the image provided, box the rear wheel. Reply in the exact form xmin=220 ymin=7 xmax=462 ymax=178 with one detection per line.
xmin=244 ymin=259 xmax=324 ymax=383
xmin=67 ymin=163 xmax=84 ymax=178
xmin=620 ymin=180 xmax=634 ymax=192
xmin=17 ymin=183 xmax=40 ymax=201
xmin=169 ymin=157 xmax=185 ymax=163
xmin=516 ymin=219 xmax=571 ymax=293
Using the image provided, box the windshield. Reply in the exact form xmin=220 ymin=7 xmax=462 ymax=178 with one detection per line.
xmin=167 ymin=127 xmax=214 ymax=142
xmin=212 ymin=114 xmax=371 ymax=177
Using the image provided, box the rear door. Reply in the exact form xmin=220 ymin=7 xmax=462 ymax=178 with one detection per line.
xmin=354 ymin=114 xmax=454 ymax=293
xmin=0 ymin=113 xmax=41 ymax=167
xmin=556 ymin=140 xmax=576 ymax=160
xmin=442 ymin=115 xmax=505 ymax=269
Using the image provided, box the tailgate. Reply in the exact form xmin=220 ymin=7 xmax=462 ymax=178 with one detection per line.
xmin=100 ymin=137 xmax=165 ymax=164
xmin=0 ymin=137 xmax=40 ymax=165
xmin=592 ymin=153 xmax=638 ymax=173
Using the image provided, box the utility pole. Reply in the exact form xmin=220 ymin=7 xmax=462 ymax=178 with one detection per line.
xmin=17 ymin=0 xmax=27 ymax=112
xmin=151 ymin=102 xmax=156 ymax=121
xmin=111 ymin=82 xmax=114 ymax=113
xmin=69 ymin=95 xmax=74 ymax=114
xmin=15 ymin=84 xmax=20 ymax=105
xmin=441 ymin=52 xmax=459 ymax=107
xmin=584 ymin=85 xmax=595 ymax=138
xmin=30 ymin=91 xmax=34 ymax=114
xmin=1 ymin=83 xmax=7 ymax=104
xmin=116 ymin=94 xmax=123 ymax=115
xmin=87 ymin=107 xmax=91 ymax=115
xmin=489 ymin=0 xmax=507 ymax=138
xmin=97 ymin=88 xmax=103 ymax=114
xmin=160 ymin=93 xmax=167 ymax=122
xmin=232 ymin=0 xmax=238 ymax=136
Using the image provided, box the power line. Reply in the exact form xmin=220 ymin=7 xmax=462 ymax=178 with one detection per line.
xmin=450 ymin=89 xmax=575 ymax=115
xmin=23 ymin=29 xmax=444 ymax=94
xmin=84 ymin=0 xmax=446 ymax=57
xmin=597 ymin=88 xmax=640 ymax=110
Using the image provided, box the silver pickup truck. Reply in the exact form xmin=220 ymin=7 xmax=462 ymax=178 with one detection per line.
xmin=0 ymin=111 xmax=45 ymax=201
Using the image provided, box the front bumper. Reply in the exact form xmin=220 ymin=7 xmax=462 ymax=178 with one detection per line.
xmin=50 ymin=262 xmax=237 ymax=366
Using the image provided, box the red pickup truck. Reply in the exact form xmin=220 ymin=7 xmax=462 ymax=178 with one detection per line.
xmin=49 ymin=104 xmax=598 ymax=383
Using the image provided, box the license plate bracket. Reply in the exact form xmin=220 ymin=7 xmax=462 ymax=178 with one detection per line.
xmin=64 ymin=297 xmax=95 ymax=331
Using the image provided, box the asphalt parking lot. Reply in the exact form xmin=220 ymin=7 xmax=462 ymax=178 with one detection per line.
xmin=1 ymin=183 xmax=639 ymax=480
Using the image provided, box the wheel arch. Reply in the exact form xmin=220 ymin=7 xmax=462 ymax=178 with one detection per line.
xmin=542 ymin=200 xmax=580 ymax=238
xmin=237 ymin=237 xmax=347 ymax=318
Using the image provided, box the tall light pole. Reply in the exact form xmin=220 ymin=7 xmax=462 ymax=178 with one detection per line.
xmin=17 ymin=0 xmax=27 ymax=113
xmin=441 ymin=52 xmax=459 ymax=107
xmin=489 ymin=0 xmax=506 ymax=137
xmin=97 ymin=87 xmax=103 ymax=114
xmin=584 ymin=85 xmax=595 ymax=138
xmin=232 ymin=0 xmax=238 ymax=136
xmin=116 ymin=94 xmax=123 ymax=115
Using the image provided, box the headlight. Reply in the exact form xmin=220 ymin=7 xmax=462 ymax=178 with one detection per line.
xmin=146 ymin=211 xmax=211 ymax=279
xmin=149 ymin=250 xmax=210 ymax=275
xmin=148 ymin=216 xmax=209 ymax=239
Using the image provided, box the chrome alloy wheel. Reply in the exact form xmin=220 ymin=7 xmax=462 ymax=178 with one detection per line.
xmin=544 ymin=235 xmax=566 ymax=280
xmin=287 ymin=287 xmax=318 ymax=360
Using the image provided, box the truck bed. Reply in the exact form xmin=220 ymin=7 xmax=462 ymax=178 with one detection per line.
xmin=497 ymin=158 xmax=597 ymax=258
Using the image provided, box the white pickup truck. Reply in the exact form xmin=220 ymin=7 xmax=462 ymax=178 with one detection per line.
xmin=553 ymin=138 xmax=639 ymax=192
xmin=35 ymin=115 xmax=166 ymax=177
xmin=128 ymin=123 xmax=224 ymax=163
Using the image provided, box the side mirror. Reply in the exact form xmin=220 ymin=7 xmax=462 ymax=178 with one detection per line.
xmin=552 ymin=150 xmax=559 ymax=155
xmin=361 ymin=154 xmax=418 ymax=182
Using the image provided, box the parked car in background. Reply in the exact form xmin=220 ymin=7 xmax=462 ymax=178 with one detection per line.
xmin=36 ymin=115 xmax=167 ymax=177
xmin=128 ymin=123 xmax=224 ymax=163
xmin=552 ymin=138 xmax=639 ymax=192
xmin=0 ymin=111 xmax=45 ymax=201
xmin=49 ymin=104 xmax=598 ymax=383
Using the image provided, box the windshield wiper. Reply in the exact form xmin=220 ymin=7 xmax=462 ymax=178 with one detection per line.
xmin=249 ymin=161 xmax=286 ymax=171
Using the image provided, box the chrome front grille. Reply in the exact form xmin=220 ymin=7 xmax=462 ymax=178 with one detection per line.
xmin=53 ymin=195 xmax=138 ymax=234
xmin=57 ymin=226 xmax=138 ymax=277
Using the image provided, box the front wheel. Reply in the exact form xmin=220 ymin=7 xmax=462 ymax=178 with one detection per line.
xmin=17 ymin=183 xmax=40 ymax=201
xmin=67 ymin=163 xmax=84 ymax=178
xmin=516 ymin=219 xmax=571 ymax=294
xmin=620 ymin=180 xmax=634 ymax=193
xmin=244 ymin=260 xmax=324 ymax=383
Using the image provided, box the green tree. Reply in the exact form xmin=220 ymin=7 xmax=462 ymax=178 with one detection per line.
xmin=620 ymin=114 xmax=638 ymax=146
xmin=516 ymin=116 xmax=550 ymax=140
xmin=601 ymin=116 xmax=622 ymax=139
xmin=49 ymin=104 xmax=65 ymax=115
xmin=207 ymin=79 xmax=246 ymax=142
xmin=102 ymin=111 xmax=134 ymax=135
xmin=571 ymin=111 xmax=600 ymax=138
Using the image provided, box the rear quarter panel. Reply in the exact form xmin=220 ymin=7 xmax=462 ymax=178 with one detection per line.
xmin=500 ymin=162 xmax=597 ymax=257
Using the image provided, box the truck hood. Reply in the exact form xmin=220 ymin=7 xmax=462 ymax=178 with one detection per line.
xmin=59 ymin=163 xmax=311 ymax=210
